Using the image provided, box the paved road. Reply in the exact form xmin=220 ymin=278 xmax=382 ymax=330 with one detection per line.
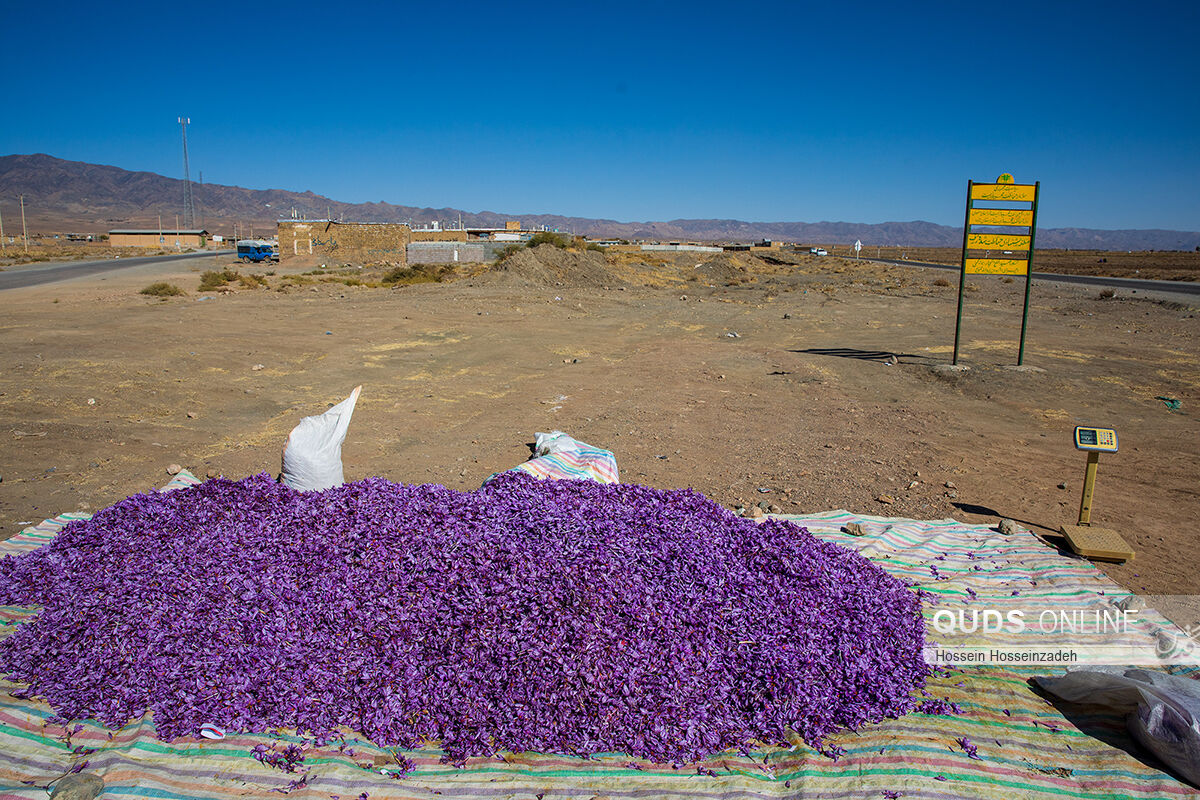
xmin=0 ymin=251 xmax=229 ymax=291
xmin=865 ymin=257 xmax=1200 ymax=297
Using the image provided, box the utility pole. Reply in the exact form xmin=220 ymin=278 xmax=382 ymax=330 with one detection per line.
xmin=20 ymin=194 xmax=29 ymax=253
xmin=175 ymin=214 xmax=180 ymax=250
xmin=179 ymin=117 xmax=195 ymax=228
xmin=158 ymin=214 xmax=163 ymax=246
xmin=0 ymin=205 xmax=5 ymax=253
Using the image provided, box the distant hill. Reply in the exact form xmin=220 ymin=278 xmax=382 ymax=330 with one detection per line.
xmin=2 ymin=153 xmax=1197 ymax=251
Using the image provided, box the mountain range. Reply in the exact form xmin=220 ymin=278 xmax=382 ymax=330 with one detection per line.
xmin=2 ymin=153 xmax=1197 ymax=251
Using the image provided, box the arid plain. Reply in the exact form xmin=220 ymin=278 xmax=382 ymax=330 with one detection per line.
xmin=1 ymin=247 xmax=1196 ymax=599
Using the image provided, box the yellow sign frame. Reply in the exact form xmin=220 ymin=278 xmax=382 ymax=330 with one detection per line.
xmin=968 ymin=208 xmax=1034 ymax=227
xmin=966 ymin=232 xmax=1030 ymax=250
xmin=970 ymin=183 xmax=1037 ymax=202
xmin=953 ymin=175 xmax=1041 ymax=365
xmin=964 ymin=258 xmax=1028 ymax=275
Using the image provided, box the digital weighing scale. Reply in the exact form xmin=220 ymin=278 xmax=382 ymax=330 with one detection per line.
xmin=1058 ymin=426 xmax=1134 ymax=562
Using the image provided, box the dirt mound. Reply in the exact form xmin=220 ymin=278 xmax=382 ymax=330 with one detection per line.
xmin=695 ymin=253 xmax=750 ymax=282
xmin=482 ymin=244 xmax=625 ymax=287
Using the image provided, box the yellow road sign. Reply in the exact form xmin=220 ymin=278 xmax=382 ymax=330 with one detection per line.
xmin=954 ymin=176 xmax=1040 ymax=366
xmin=965 ymin=258 xmax=1029 ymax=275
xmin=970 ymin=183 xmax=1038 ymax=202
xmin=968 ymin=208 xmax=1034 ymax=227
xmin=967 ymin=233 xmax=1031 ymax=250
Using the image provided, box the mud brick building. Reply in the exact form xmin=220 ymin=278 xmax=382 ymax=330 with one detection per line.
xmin=276 ymin=220 xmax=524 ymax=265
xmin=109 ymin=229 xmax=209 ymax=248
xmin=276 ymin=221 xmax=414 ymax=264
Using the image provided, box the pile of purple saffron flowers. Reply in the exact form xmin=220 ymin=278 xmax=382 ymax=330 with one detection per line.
xmin=0 ymin=472 xmax=929 ymax=766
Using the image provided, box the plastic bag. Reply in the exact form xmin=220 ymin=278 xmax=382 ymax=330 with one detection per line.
xmin=534 ymin=430 xmax=582 ymax=456
xmin=1035 ymin=667 xmax=1200 ymax=787
xmin=280 ymin=386 xmax=361 ymax=491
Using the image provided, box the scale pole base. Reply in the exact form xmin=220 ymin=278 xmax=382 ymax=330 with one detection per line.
xmin=1058 ymin=524 xmax=1134 ymax=563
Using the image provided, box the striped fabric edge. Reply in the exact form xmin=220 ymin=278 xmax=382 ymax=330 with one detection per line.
xmin=510 ymin=447 xmax=620 ymax=484
xmin=1 ymin=470 xmax=202 ymax=557
xmin=772 ymin=511 xmax=1197 ymax=665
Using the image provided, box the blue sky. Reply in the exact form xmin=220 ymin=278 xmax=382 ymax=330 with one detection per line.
xmin=3 ymin=0 xmax=1197 ymax=229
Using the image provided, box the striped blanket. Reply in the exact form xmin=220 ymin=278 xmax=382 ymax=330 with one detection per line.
xmin=493 ymin=444 xmax=620 ymax=485
xmin=2 ymin=478 xmax=1198 ymax=799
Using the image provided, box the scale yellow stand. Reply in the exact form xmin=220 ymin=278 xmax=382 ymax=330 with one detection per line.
xmin=1058 ymin=426 xmax=1135 ymax=562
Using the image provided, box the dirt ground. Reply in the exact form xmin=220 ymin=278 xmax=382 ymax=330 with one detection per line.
xmin=834 ymin=245 xmax=1200 ymax=282
xmin=1 ymin=248 xmax=1197 ymax=600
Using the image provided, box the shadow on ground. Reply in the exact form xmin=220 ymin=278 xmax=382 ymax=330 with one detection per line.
xmin=1028 ymin=682 xmax=1178 ymax=781
xmin=792 ymin=347 xmax=933 ymax=363
xmin=952 ymin=501 xmax=1080 ymax=557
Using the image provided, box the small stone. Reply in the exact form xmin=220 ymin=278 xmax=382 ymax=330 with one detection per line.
xmin=876 ymin=494 xmax=895 ymax=505
xmin=946 ymin=490 xmax=958 ymax=499
xmin=186 ymin=412 xmax=195 ymax=418
xmin=166 ymin=463 xmax=182 ymax=475
xmin=50 ymin=772 xmax=104 ymax=800
xmin=944 ymin=481 xmax=957 ymax=489
xmin=748 ymin=506 xmax=766 ymax=520
xmin=86 ymin=398 xmax=96 ymax=405
xmin=206 ymin=470 xmax=218 ymax=479
xmin=769 ymin=504 xmax=782 ymax=514
xmin=783 ymin=313 xmax=791 ymax=319
xmin=251 ymin=364 xmax=265 ymax=371
xmin=757 ymin=500 xmax=771 ymax=511
xmin=931 ymin=364 xmax=971 ymax=374
xmin=844 ymin=522 xmax=868 ymax=536
xmin=907 ymin=480 xmax=920 ymax=489
xmin=1057 ymin=481 xmax=1068 ymax=490
xmin=886 ymin=354 xmax=898 ymax=365
xmin=998 ymin=519 xmax=1019 ymax=536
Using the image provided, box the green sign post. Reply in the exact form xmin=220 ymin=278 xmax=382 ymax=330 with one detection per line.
xmin=952 ymin=174 xmax=1041 ymax=365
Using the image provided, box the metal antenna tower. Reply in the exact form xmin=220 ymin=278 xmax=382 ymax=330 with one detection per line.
xmin=179 ymin=117 xmax=195 ymax=228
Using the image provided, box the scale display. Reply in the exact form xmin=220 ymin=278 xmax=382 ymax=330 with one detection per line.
xmin=1074 ymin=426 xmax=1118 ymax=452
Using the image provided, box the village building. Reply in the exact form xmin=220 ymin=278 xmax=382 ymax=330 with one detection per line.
xmin=108 ymin=229 xmax=209 ymax=248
